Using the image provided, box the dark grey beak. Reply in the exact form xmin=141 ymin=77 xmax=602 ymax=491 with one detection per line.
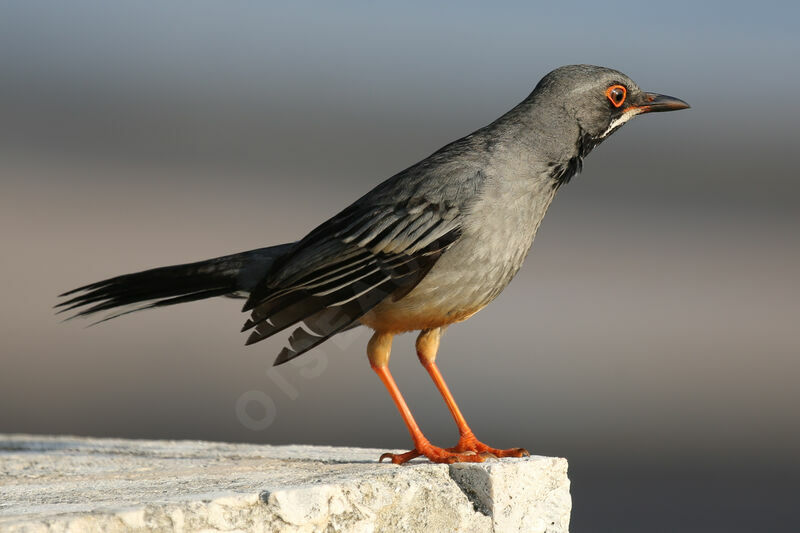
xmin=640 ymin=92 xmax=691 ymax=113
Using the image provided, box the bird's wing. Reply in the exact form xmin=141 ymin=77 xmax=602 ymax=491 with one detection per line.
xmin=242 ymin=195 xmax=464 ymax=364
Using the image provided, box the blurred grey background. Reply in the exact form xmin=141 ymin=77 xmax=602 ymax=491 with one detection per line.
xmin=1 ymin=1 xmax=798 ymax=531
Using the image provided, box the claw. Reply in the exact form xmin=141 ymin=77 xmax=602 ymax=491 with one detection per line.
xmin=380 ymin=450 xmax=420 ymax=464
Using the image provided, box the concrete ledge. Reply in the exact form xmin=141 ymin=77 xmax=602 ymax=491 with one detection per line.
xmin=0 ymin=434 xmax=570 ymax=532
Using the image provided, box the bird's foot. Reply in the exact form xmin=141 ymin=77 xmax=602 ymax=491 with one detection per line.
xmin=447 ymin=431 xmax=530 ymax=458
xmin=379 ymin=441 xmax=493 ymax=465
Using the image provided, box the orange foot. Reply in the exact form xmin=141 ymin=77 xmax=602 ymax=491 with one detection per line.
xmin=448 ymin=431 xmax=530 ymax=459
xmin=379 ymin=434 xmax=530 ymax=465
xmin=379 ymin=442 xmax=495 ymax=465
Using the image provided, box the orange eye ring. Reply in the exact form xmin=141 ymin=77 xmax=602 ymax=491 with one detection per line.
xmin=605 ymin=84 xmax=627 ymax=108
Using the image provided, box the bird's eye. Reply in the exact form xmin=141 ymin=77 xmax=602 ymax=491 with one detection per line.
xmin=605 ymin=85 xmax=627 ymax=108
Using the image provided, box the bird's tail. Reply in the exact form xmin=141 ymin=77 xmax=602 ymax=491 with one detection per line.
xmin=56 ymin=243 xmax=295 ymax=324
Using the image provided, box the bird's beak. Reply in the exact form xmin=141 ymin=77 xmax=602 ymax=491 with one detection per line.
xmin=638 ymin=92 xmax=691 ymax=113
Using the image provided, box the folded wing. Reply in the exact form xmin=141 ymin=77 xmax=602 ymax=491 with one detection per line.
xmin=242 ymin=199 xmax=462 ymax=365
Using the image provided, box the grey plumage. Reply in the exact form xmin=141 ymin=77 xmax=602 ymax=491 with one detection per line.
xmin=57 ymin=65 xmax=689 ymax=365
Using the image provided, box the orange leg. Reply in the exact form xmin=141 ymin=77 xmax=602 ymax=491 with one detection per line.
xmin=417 ymin=328 xmax=529 ymax=459
xmin=368 ymin=332 xmax=488 ymax=464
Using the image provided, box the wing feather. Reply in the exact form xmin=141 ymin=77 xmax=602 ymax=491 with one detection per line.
xmin=241 ymin=198 xmax=462 ymax=363
xmin=241 ymin=163 xmax=487 ymax=365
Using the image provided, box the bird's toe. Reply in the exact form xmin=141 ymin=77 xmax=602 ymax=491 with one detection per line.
xmin=379 ymin=444 xmax=487 ymax=465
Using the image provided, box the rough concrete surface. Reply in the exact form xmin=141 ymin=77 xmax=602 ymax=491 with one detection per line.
xmin=0 ymin=434 xmax=570 ymax=532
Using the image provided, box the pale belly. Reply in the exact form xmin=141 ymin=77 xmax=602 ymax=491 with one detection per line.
xmin=359 ymin=229 xmax=533 ymax=333
xmin=359 ymin=168 xmax=557 ymax=334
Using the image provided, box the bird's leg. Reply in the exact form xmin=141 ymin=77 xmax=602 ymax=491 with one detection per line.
xmin=416 ymin=328 xmax=530 ymax=459
xmin=368 ymin=332 xmax=486 ymax=465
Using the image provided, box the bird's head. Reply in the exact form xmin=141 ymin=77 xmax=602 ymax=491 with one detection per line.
xmin=530 ymin=64 xmax=690 ymax=146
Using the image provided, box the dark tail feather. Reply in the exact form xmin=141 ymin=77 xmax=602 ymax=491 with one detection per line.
xmin=56 ymin=243 xmax=295 ymax=323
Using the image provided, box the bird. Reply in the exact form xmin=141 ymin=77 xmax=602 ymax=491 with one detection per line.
xmin=57 ymin=65 xmax=689 ymax=464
